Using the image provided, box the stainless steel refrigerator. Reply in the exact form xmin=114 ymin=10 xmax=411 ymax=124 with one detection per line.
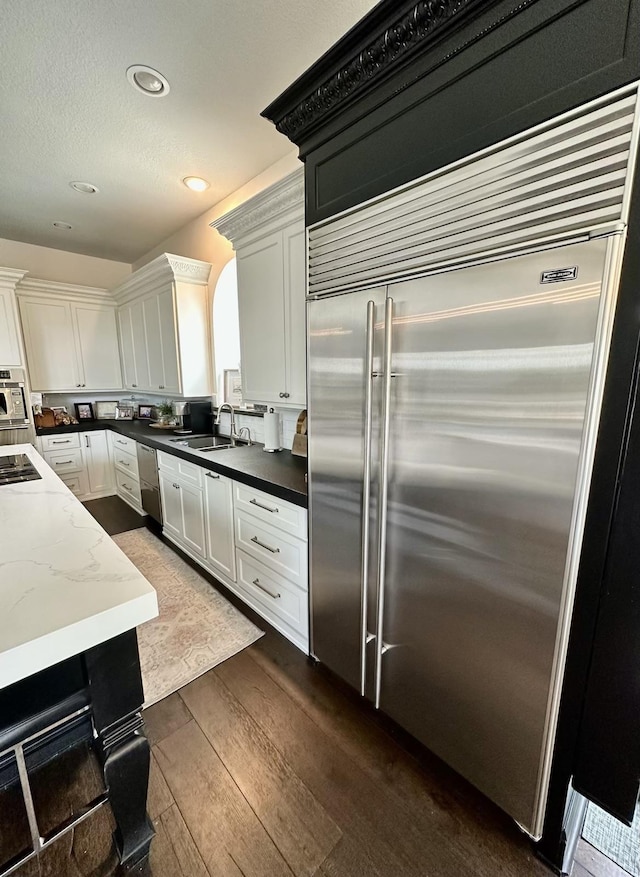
xmin=307 ymin=236 xmax=620 ymax=837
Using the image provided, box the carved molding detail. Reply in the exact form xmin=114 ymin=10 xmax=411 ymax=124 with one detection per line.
xmin=211 ymin=168 xmax=304 ymax=245
xmin=111 ymin=252 xmax=212 ymax=303
xmin=165 ymin=254 xmax=213 ymax=285
xmin=274 ymin=0 xmax=480 ymax=142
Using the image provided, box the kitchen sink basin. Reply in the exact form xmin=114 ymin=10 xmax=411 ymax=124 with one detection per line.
xmin=169 ymin=435 xmax=231 ymax=449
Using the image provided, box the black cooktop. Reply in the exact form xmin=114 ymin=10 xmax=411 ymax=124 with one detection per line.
xmin=0 ymin=453 xmax=42 ymax=485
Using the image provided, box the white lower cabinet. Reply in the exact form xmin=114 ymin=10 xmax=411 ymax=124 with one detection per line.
xmin=159 ymin=470 xmax=206 ymax=558
xmin=111 ymin=432 xmax=143 ymax=512
xmin=203 ymin=470 xmax=236 ymax=581
xmin=235 ymin=550 xmax=308 ymax=650
xmin=115 ymin=468 xmax=142 ymax=509
xmin=42 ymin=429 xmax=114 ymax=500
xmin=232 ymin=485 xmax=308 ymax=651
xmin=158 ymin=448 xmax=309 ymax=652
xmin=80 ymin=431 xmax=114 ymax=495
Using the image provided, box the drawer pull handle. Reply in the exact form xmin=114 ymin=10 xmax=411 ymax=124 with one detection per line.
xmin=55 ymin=460 xmax=74 ymax=465
xmin=85 ymin=436 xmax=90 ymax=448
xmin=206 ymin=472 xmax=220 ymax=479
xmin=251 ymin=535 xmax=280 ymax=554
xmin=123 ymin=483 xmax=132 ymax=491
xmin=249 ymin=498 xmax=279 ymax=514
xmin=252 ymin=577 xmax=280 ymax=599
xmin=51 ymin=439 xmax=71 ymax=444
xmin=117 ymin=440 xmax=127 ymax=445
xmin=173 ymin=483 xmax=180 ymax=489
xmin=120 ymin=460 xmax=130 ymax=466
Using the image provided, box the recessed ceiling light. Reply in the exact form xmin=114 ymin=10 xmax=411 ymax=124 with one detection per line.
xmin=53 ymin=221 xmax=72 ymax=230
xmin=70 ymin=181 xmax=99 ymax=194
xmin=127 ymin=64 xmax=170 ymax=97
xmin=183 ymin=176 xmax=210 ymax=192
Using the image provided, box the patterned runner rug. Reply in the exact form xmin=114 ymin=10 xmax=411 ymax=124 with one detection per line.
xmin=582 ymin=801 xmax=640 ymax=877
xmin=113 ymin=528 xmax=263 ymax=706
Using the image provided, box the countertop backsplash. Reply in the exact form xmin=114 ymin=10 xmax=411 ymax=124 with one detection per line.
xmin=217 ymin=408 xmax=302 ymax=450
xmin=41 ymin=393 xmax=302 ymax=451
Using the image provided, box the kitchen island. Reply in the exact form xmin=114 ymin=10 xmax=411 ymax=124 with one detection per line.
xmin=0 ymin=443 xmax=158 ymax=873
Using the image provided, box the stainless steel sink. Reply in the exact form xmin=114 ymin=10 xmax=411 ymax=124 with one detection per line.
xmin=169 ymin=435 xmax=232 ymax=450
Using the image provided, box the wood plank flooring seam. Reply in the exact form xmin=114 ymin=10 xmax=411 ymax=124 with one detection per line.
xmin=159 ymin=803 xmax=212 ymax=877
xmin=154 ymin=719 xmax=297 ymax=877
xmin=183 ymin=670 xmax=341 ymax=877
xmin=181 ymin=711 xmax=297 ymax=877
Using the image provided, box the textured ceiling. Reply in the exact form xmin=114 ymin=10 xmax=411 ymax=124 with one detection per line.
xmin=0 ymin=0 xmax=379 ymax=263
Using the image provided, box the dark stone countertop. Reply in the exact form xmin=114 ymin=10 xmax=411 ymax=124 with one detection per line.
xmin=36 ymin=420 xmax=308 ymax=508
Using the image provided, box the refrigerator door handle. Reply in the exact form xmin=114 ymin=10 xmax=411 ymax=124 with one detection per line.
xmin=374 ymin=296 xmax=394 ymax=709
xmin=360 ymin=300 xmax=376 ymax=696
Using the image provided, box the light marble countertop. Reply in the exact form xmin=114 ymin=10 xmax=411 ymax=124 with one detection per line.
xmin=0 ymin=443 xmax=158 ymax=690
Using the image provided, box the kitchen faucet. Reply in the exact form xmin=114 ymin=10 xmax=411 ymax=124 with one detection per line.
xmin=215 ymin=403 xmax=240 ymax=446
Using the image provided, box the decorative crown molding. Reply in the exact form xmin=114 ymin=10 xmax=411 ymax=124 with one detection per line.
xmin=17 ymin=276 xmax=112 ymax=302
xmin=210 ymin=167 xmax=304 ymax=245
xmin=0 ymin=267 xmax=28 ymax=290
xmin=263 ymin=0 xmax=489 ymax=145
xmin=111 ymin=253 xmax=212 ymax=303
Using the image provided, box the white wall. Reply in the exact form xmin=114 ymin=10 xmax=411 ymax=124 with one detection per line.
xmin=0 ymin=237 xmax=130 ymax=287
xmin=133 ymin=148 xmax=302 ymax=292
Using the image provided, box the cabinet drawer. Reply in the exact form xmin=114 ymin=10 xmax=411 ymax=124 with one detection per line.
xmin=44 ymin=447 xmax=83 ymax=474
xmin=115 ymin=468 xmax=142 ymax=507
xmin=114 ymin=446 xmax=139 ymax=477
xmin=234 ymin=483 xmax=307 ymax=540
xmin=157 ymin=450 xmax=203 ymax=487
xmin=41 ymin=433 xmax=80 ymax=452
xmin=236 ymin=549 xmax=308 ymax=638
xmin=235 ymin=510 xmax=307 ymax=590
xmin=111 ymin=433 xmax=137 ymax=457
xmin=59 ymin=471 xmax=89 ymax=497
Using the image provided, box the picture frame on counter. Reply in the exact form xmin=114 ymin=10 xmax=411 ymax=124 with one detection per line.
xmin=95 ymin=400 xmax=118 ymax=419
xmin=138 ymin=404 xmax=155 ymax=419
xmin=74 ymin=402 xmax=95 ymax=421
xmin=115 ymin=404 xmax=134 ymax=421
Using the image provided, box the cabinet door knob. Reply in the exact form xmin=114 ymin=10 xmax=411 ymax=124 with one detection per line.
xmin=279 ymin=392 xmax=284 ymax=398
xmin=283 ymin=392 xmax=290 ymax=398
xmin=132 ymin=383 xmax=137 ymax=388
xmin=76 ymin=384 xmax=81 ymax=388
xmin=159 ymin=385 xmax=164 ymax=389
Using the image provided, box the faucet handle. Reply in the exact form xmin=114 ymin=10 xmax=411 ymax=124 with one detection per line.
xmin=238 ymin=426 xmax=253 ymax=446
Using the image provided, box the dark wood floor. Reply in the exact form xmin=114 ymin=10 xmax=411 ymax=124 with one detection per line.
xmin=82 ymin=494 xmax=148 ymax=536
xmin=2 ymin=496 xmax=628 ymax=877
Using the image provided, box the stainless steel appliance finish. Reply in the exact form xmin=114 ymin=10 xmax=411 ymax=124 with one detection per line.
xmin=308 ymin=238 xmax=613 ymax=835
xmin=169 ymin=435 xmax=232 ymax=450
xmin=137 ymin=443 xmax=162 ymax=524
xmin=0 ymin=369 xmax=29 ymax=430
xmin=0 ymin=453 xmax=41 ymax=485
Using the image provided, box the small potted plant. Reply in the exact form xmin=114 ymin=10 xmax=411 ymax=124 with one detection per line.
xmin=156 ymin=400 xmax=175 ymax=426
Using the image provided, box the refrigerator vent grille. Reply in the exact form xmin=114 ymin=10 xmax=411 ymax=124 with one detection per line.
xmin=308 ymin=88 xmax=638 ymax=296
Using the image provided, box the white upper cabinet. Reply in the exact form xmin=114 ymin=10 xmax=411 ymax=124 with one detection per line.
xmin=17 ymin=280 xmax=123 ymax=392
xmin=211 ymin=168 xmax=306 ymax=407
xmin=72 ymin=303 xmax=122 ymax=389
xmin=19 ymin=297 xmax=78 ymax=390
xmin=237 ymin=232 xmax=287 ymax=404
xmin=112 ymin=254 xmax=212 ymax=397
xmin=0 ymin=268 xmax=27 ymax=366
